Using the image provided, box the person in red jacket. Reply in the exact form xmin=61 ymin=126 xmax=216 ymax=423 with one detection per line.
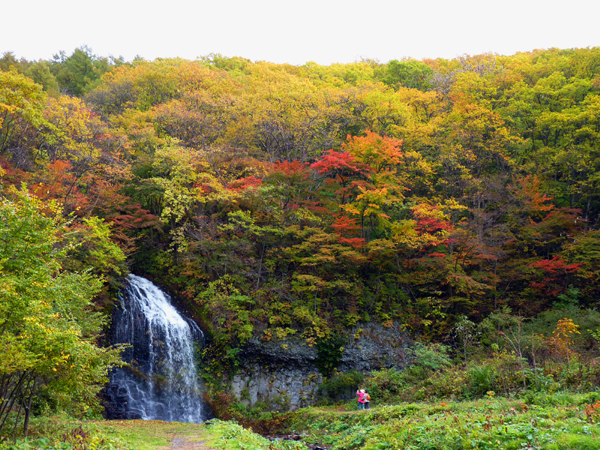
xmin=356 ymin=388 xmax=366 ymax=410
xmin=364 ymin=389 xmax=371 ymax=410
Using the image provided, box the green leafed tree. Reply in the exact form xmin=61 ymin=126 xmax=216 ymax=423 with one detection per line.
xmin=0 ymin=185 xmax=123 ymax=437
xmin=0 ymin=70 xmax=48 ymax=161
xmin=51 ymin=46 xmax=111 ymax=96
xmin=25 ymin=61 xmax=59 ymax=95
xmin=383 ymin=60 xmax=433 ymax=91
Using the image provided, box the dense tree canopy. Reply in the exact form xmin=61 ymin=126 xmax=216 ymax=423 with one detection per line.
xmin=2 ymin=45 xmax=600 ymax=391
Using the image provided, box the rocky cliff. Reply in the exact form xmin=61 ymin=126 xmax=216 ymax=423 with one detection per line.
xmin=230 ymin=322 xmax=410 ymax=411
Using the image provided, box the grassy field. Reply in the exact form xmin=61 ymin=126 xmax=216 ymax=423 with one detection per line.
xmin=0 ymin=417 xmax=214 ymax=450
xmin=3 ymin=392 xmax=600 ymax=449
xmin=289 ymin=392 xmax=600 ymax=449
xmin=98 ymin=420 xmax=212 ymax=449
xmin=0 ymin=416 xmax=303 ymax=450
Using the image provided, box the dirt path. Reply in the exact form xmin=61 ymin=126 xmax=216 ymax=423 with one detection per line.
xmin=159 ymin=435 xmax=213 ymax=450
xmin=101 ymin=420 xmax=216 ymax=450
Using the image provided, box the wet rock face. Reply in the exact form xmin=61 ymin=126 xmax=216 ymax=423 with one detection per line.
xmin=339 ymin=322 xmax=410 ymax=372
xmin=231 ymin=322 xmax=410 ymax=411
xmin=231 ymin=364 xmax=321 ymax=411
xmin=103 ymin=383 xmax=143 ymax=420
xmin=231 ymin=337 xmax=321 ymax=411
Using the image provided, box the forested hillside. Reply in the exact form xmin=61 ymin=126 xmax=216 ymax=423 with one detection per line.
xmin=2 ymin=47 xmax=600 ymax=432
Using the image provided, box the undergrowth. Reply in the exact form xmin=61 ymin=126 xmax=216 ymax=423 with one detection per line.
xmin=206 ymin=419 xmax=306 ymax=450
xmin=290 ymin=392 xmax=600 ymax=449
xmin=0 ymin=413 xmax=132 ymax=450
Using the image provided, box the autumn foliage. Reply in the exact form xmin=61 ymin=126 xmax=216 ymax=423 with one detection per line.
xmin=3 ymin=47 xmax=600 ymax=427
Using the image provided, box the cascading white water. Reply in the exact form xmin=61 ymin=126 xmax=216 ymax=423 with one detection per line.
xmin=107 ymin=274 xmax=205 ymax=422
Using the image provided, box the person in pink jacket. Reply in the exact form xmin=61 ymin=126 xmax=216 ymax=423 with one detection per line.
xmin=356 ymin=388 xmax=366 ymax=410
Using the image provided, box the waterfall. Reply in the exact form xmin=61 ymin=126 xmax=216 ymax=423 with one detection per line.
xmin=105 ymin=275 xmax=205 ymax=423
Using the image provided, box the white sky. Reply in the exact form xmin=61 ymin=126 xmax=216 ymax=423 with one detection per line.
xmin=2 ymin=0 xmax=599 ymax=65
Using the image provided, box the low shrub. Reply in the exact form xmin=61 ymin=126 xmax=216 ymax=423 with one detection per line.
xmin=206 ymin=419 xmax=306 ymax=450
xmin=318 ymin=370 xmax=365 ymax=402
xmin=202 ymin=391 xmax=292 ymax=435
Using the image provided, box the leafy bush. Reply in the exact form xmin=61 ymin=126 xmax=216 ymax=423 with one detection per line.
xmin=525 ymin=305 xmax=600 ymax=351
xmin=319 ymin=370 xmax=365 ymax=402
xmin=203 ymin=391 xmax=294 ymax=435
xmin=207 ymin=419 xmax=306 ymax=450
xmin=409 ymin=342 xmax=453 ymax=371
xmin=366 ymin=368 xmax=406 ymax=400
xmin=467 ymin=363 xmax=495 ymax=396
xmin=315 ymin=334 xmax=346 ymax=376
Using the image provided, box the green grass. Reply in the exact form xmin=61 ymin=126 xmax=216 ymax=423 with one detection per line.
xmin=98 ymin=420 xmax=209 ymax=449
xmin=4 ymin=391 xmax=600 ymax=450
xmin=0 ymin=417 xmax=305 ymax=450
xmin=289 ymin=393 xmax=600 ymax=449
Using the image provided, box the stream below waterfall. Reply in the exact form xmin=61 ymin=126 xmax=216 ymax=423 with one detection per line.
xmin=104 ymin=275 xmax=205 ymax=423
